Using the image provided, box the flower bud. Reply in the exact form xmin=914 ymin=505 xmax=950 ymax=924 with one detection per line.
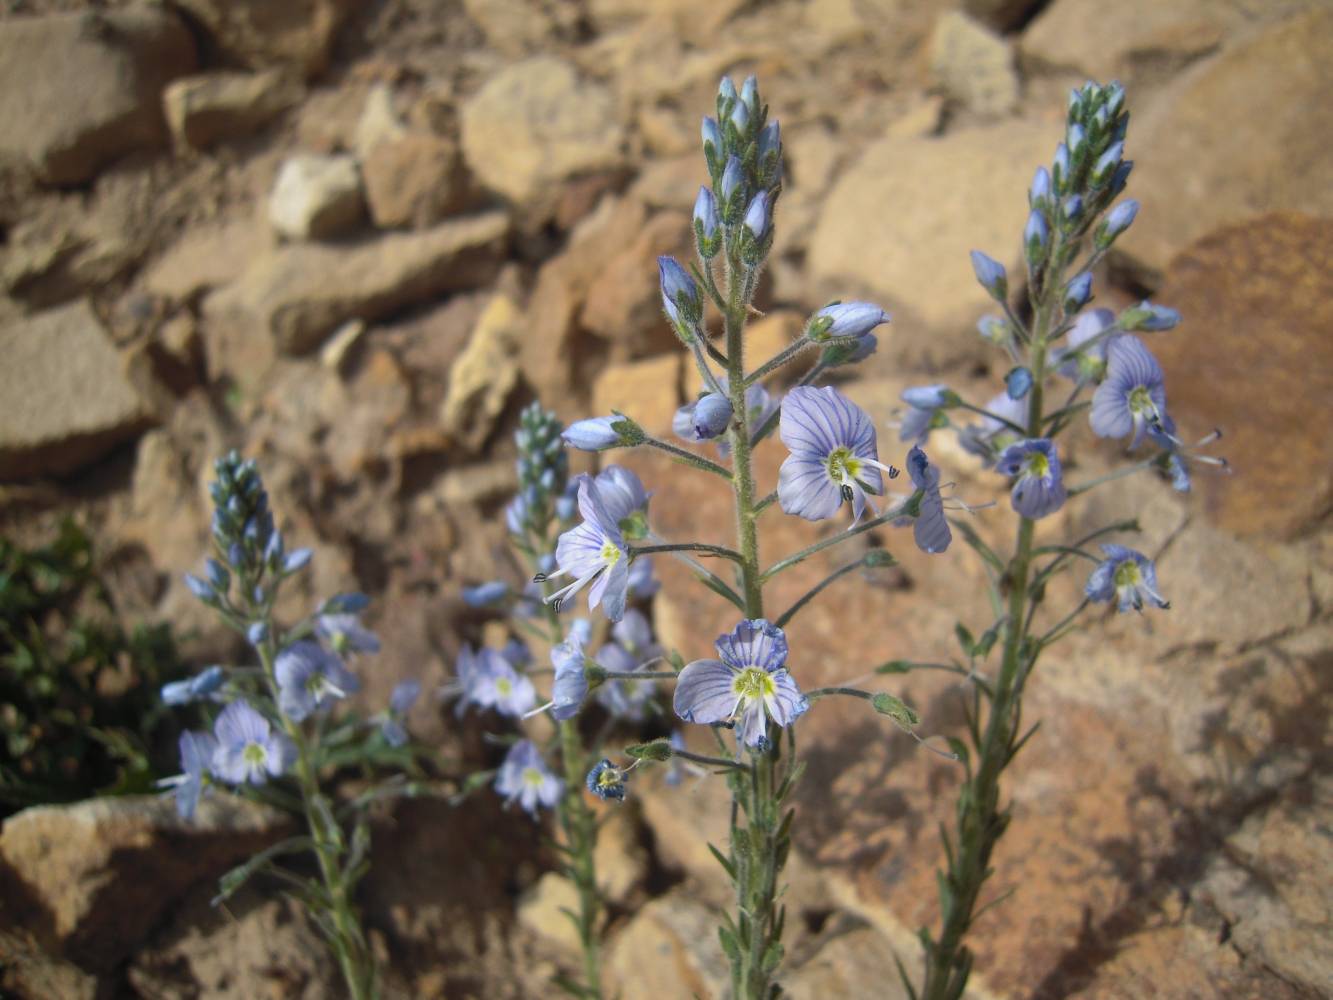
xmin=694 ymin=393 xmax=733 ymax=439
xmin=1062 ymin=194 xmax=1084 ymax=226
xmin=1023 ymin=210 xmax=1050 ymax=272
xmin=1120 ymin=301 xmax=1181 ymax=332
xmin=1029 ymin=166 xmax=1052 ymax=208
xmin=1095 ymin=199 xmax=1139 ymax=249
xmin=743 ymin=190 xmax=770 ymax=241
xmin=701 ymin=115 xmax=721 ymax=165
xmin=184 ymin=573 xmax=214 ymax=602
xmin=718 ymin=156 xmax=745 ymax=221
xmin=1090 ymin=141 xmax=1123 ymax=187
xmin=462 ymin=581 xmax=510 ymax=607
xmin=562 ymin=417 xmax=625 ymax=452
xmin=1063 ymin=271 xmax=1093 ymax=314
xmin=969 ymin=250 xmax=1008 ymax=302
xmin=1005 ymin=366 xmax=1034 ymax=400
xmin=693 ymin=187 xmax=721 ymax=258
xmin=728 ymin=96 xmax=750 ymax=136
xmin=1052 ymin=142 xmax=1070 ymax=192
xmin=739 ymin=74 xmax=759 ymax=116
xmin=658 ymin=255 xmax=702 ymax=329
xmin=807 ymin=301 xmax=891 ymax=342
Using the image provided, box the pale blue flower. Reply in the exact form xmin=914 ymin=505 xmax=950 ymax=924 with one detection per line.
xmin=551 ymin=622 xmax=591 ymax=721
xmin=161 ymin=665 xmax=225 ymax=706
xmin=1146 ymin=414 xmax=1227 ymax=493
xmin=1090 ymin=335 xmax=1166 ymax=447
xmin=380 ymin=680 xmax=420 ymax=747
xmin=658 ymin=255 xmax=701 ymax=329
xmin=495 ymin=740 xmax=562 ymax=817
xmin=996 ymin=439 xmax=1066 ymax=519
xmin=462 ymin=581 xmax=510 ymax=607
xmin=627 ymin=557 xmax=659 ymax=598
xmin=161 ymin=730 xmax=216 ymax=819
xmin=957 ymin=391 xmax=1028 ymax=459
xmin=547 ymin=476 xmax=631 ymax=622
xmin=1053 ymin=308 xmax=1115 ymax=381
xmin=315 ymin=613 xmax=380 ymax=655
xmin=472 ymin=646 xmax=537 ymax=717
xmin=275 ymin=640 xmax=361 ymax=722
xmin=1085 ymin=544 xmax=1169 ymax=613
xmin=898 ymin=384 xmax=950 ymax=445
xmin=906 ymin=446 xmax=951 ymax=554
xmin=778 ymin=386 xmax=896 ymax=523
xmin=211 ymin=700 xmax=294 ymax=786
xmin=673 ymin=620 xmax=807 ymax=750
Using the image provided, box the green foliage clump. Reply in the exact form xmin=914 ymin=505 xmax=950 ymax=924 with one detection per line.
xmin=1 ymin=519 xmax=190 ymax=816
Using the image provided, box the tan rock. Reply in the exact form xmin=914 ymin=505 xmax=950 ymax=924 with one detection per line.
xmin=808 ymin=120 xmax=1052 ymax=361
xmin=1149 ymin=213 xmax=1333 ymax=540
xmin=203 ymin=210 xmax=509 ymax=375
xmin=363 ymin=133 xmax=468 ymax=230
xmin=462 ymin=0 xmax=580 ymax=56
xmin=0 ymin=301 xmax=152 ymax=479
xmin=591 ymin=354 xmax=683 ymax=435
xmin=928 ymin=11 xmax=1020 ymax=117
xmin=592 ymin=808 xmax=647 ymax=904
xmin=517 ymin=872 xmax=583 ymax=953
xmin=163 ymin=69 xmax=302 ymax=150
xmin=603 ymin=890 xmax=729 ymax=1000
xmin=168 ymin=0 xmax=352 ymax=80
xmin=960 ymin=0 xmax=1045 ymax=32
xmin=268 ymin=154 xmax=366 ymax=241
xmin=1115 ymin=8 xmax=1333 ymax=281
xmin=784 ymin=919 xmax=916 ymax=1000
xmin=459 ymin=56 xmax=626 ymax=205
xmin=143 ymin=218 xmax=270 ymax=303
xmin=0 ymin=7 xmax=197 ymax=185
xmin=352 ymin=83 xmax=409 ymax=161
xmin=0 ymin=794 xmax=289 ymax=971
xmin=581 ymin=210 xmax=694 ymax=360
xmin=439 ymin=294 xmax=522 ymax=452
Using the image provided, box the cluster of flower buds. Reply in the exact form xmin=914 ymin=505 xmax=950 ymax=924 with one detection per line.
xmin=186 ymin=451 xmax=310 ymax=609
xmin=507 ymin=402 xmax=573 ymax=540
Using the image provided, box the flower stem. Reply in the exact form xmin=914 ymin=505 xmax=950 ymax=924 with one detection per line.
xmin=720 ymin=250 xmax=785 ymax=1000
xmin=255 ymin=623 xmax=374 ymax=1000
xmin=642 ymin=435 xmax=734 ymax=479
xmin=919 ymin=285 xmax=1055 ymax=1000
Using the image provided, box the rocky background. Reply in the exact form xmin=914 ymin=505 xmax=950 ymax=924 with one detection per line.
xmin=1 ymin=0 xmax=1330 ymax=997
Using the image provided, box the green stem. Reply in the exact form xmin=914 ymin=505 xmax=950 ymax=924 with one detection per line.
xmin=720 ymin=248 xmax=785 ymax=1000
xmin=255 ymin=631 xmax=374 ymax=1000
xmin=744 ymin=335 xmax=812 ymax=386
xmin=642 ymin=435 xmax=734 ymax=479
xmin=761 ymin=499 xmax=914 ymax=583
xmin=774 ymin=557 xmax=872 ymax=628
xmin=920 ymin=293 xmax=1054 ymax=1000
xmin=631 ymin=542 xmax=744 ymax=562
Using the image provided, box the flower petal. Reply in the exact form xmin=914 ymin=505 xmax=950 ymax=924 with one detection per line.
xmin=714 ymin=619 xmax=788 ymax=672
xmin=764 ymin=668 xmax=809 ymax=727
xmin=778 ymin=454 xmax=841 ymax=521
xmin=674 ymin=659 xmax=738 ymax=725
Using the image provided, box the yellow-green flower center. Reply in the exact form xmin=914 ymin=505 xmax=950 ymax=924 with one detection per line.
xmin=1128 ymin=386 xmax=1154 ymax=415
xmin=242 ymin=742 xmax=266 ymax=766
xmin=495 ymin=677 xmax=513 ymax=697
xmin=1025 ymin=451 xmax=1050 ymax=478
xmin=827 ymin=446 xmax=862 ymax=484
xmin=732 ymin=666 xmax=776 ymax=702
xmin=522 ymin=766 xmax=546 ymax=789
xmin=1113 ymin=560 xmax=1141 ymax=589
xmin=600 ymin=540 xmax=622 ymax=564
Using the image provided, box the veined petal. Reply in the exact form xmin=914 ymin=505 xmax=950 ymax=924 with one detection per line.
xmin=764 ymin=669 xmax=809 ymax=727
xmin=674 ymin=659 xmax=739 ymax=724
xmin=735 ymin=699 xmax=769 ymax=748
xmin=779 ymin=386 xmax=839 ymax=456
xmin=778 ymin=454 xmax=841 ymax=521
xmin=555 ymin=522 xmax=609 ymax=578
xmin=1090 ymin=381 xmax=1134 ymax=438
xmin=714 ymin=619 xmax=788 ymax=672
xmin=596 ymin=550 xmax=630 ymax=622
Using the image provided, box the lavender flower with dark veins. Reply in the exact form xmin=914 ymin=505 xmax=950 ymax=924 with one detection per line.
xmin=996 ymin=438 xmax=1067 ymax=520
xmin=550 ymin=619 xmax=593 ymax=721
xmin=778 ymin=386 xmax=899 ymax=523
xmin=211 ymin=700 xmax=294 ymax=786
xmin=898 ymin=385 xmax=951 ymax=445
xmin=906 ymin=446 xmax=952 ymax=554
xmin=315 ymin=613 xmax=381 ymax=656
xmin=1053 ymin=308 xmax=1115 ymax=382
xmin=1090 ymin=335 xmax=1166 ymax=448
xmin=545 ymin=476 xmax=631 ymax=621
xmin=495 ymin=740 xmax=563 ymax=817
xmin=161 ymin=730 xmax=217 ymax=819
xmin=1085 ymin=544 xmax=1170 ymax=612
xmin=275 ymin=640 xmax=361 ymax=722
xmin=674 ymin=620 xmax=808 ymax=750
